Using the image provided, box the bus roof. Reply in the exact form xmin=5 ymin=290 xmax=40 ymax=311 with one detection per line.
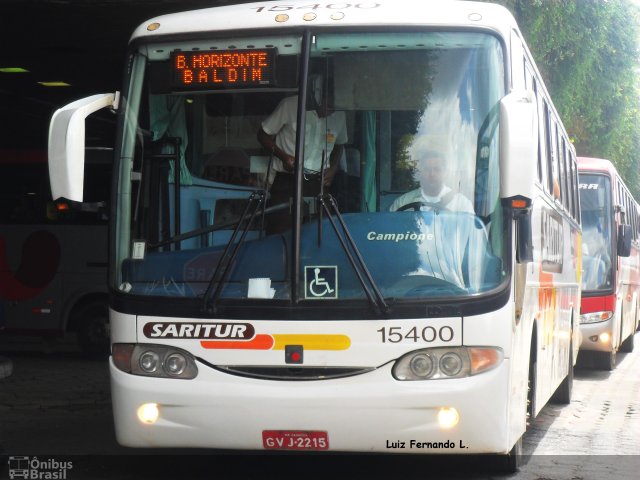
xmin=577 ymin=156 xmax=617 ymax=175
xmin=130 ymin=0 xmax=517 ymax=44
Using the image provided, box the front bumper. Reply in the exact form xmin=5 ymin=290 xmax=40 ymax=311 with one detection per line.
xmin=579 ymin=318 xmax=614 ymax=352
xmin=110 ymin=358 xmax=512 ymax=454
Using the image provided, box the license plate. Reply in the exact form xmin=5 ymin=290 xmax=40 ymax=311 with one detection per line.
xmin=262 ymin=430 xmax=329 ymax=451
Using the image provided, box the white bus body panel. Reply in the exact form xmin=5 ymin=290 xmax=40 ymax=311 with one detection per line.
xmin=110 ymin=303 xmax=525 ymax=453
xmin=110 ymin=357 xmax=512 ymax=453
xmin=131 ymin=1 xmax=516 ymax=44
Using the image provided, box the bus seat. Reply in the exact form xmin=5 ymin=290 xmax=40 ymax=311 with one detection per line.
xmin=203 ymin=147 xmax=253 ymax=186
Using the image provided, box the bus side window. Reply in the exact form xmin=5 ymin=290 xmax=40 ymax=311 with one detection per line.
xmin=549 ymin=119 xmax=560 ymax=201
xmin=560 ymin=138 xmax=570 ymax=213
xmin=524 ymin=61 xmax=543 ymax=185
xmin=543 ymin=102 xmax=554 ymax=196
xmin=0 ymin=163 xmax=49 ymax=225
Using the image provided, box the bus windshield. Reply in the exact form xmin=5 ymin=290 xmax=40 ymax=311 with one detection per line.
xmin=579 ymin=174 xmax=613 ymax=292
xmin=113 ymin=31 xmax=507 ymax=303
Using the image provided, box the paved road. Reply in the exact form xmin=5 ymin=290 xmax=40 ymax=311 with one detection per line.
xmin=0 ymin=333 xmax=639 ymax=479
xmin=525 ymin=348 xmax=640 ymax=456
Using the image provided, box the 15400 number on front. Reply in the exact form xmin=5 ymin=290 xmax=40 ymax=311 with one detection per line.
xmin=377 ymin=325 xmax=456 ymax=344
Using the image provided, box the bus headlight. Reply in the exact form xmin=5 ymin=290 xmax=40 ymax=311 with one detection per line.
xmin=165 ymin=353 xmax=188 ymax=376
xmin=409 ymin=353 xmax=436 ymax=378
xmin=113 ymin=343 xmax=198 ymax=379
xmin=139 ymin=351 xmax=161 ymax=373
xmin=439 ymin=352 xmax=463 ymax=376
xmin=580 ymin=311 xmax=613 ymax=324
xmin=393 ymin=347 xmax=503 ymax=380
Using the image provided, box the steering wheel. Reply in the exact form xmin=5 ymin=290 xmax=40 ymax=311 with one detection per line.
xmin=396 ymin=201 xmax=448 ymax=212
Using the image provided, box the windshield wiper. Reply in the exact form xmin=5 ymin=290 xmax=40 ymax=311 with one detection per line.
xmin=317 ymin=193 xmax=389 ymax=315
xmin=200 ymin=190 xmax=268 ymax=313
xmin=148 ymin=199 xmax=287 ymax=250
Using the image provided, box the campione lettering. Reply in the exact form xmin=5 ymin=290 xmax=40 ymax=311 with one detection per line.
xmin=366 ymin=231 xmax=432 ymax=242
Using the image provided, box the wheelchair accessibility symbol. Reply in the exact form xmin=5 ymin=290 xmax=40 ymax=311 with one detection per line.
xmin=304 ymin=266 xmax=338 ymax=299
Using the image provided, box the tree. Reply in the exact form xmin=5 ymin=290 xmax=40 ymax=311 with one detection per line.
xmin=480 ymin=0 xmax=640 ymax=197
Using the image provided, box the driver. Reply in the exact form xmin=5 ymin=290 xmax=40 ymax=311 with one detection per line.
xmin=389 ymin=151 xmax=474 ymax=213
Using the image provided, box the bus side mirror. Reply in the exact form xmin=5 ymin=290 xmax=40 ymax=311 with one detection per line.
xmin=500 ymin=90 xmax=537 ymax=264
xmin=617 ymin=224 xmax=632 ymax=257
xmin=48 ymin=92 xmax=119 ymax=202
xmin=499 ymin=89 xmax=537 ymax=204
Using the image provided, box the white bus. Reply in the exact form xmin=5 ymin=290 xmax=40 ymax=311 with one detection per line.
xmin=578 ymin=157 xmax=639 ymax=370
xmin=0 ymin=148 xmax=111 ymax=356
xmin=48 ymin=0 xmax=581 ymax=470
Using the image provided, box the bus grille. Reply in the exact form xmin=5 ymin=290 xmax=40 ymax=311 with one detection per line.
xmin=211 ymin=365 xmax=375 ymax=381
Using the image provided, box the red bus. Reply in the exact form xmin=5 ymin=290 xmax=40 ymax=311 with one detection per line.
xmin=578 ymin=157 xmax=639 ymax=369
xmin=0 ymin=149 xmax=111 ymax=356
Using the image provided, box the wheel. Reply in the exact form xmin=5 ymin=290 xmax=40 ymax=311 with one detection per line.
xmin=492 ymin=435 xmax=522 ymax=473
xmin=551 ymin=340 xmax=573 ymax=404
xmin=496 ymin=357 xmax=535 ymax=473
xmin=504 ymin=435 xmax=523 ymax=473
xmin=595 ymin=349 xmax=616 ymax=371
xmin=75 ymin=301 xmax=110 ymax=359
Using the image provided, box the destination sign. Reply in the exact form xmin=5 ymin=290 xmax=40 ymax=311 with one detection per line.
xmin=171 ymin=49 xmax=276 ymax=89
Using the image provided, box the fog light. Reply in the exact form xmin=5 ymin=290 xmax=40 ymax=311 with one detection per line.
xmin=437 ymin=407 xmax=459 ymax=429
xmin=599 ymin=332 xmax=611 ymax=344
xmin=137 ymin=403 xmax=159 ymax=424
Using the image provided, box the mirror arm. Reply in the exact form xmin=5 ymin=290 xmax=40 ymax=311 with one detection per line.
xmin=503 ymin=197 xmax=533 ymax=264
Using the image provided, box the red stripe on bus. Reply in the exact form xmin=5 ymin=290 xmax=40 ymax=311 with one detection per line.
xmin=581 ymin=294 xmax=615 ymax=314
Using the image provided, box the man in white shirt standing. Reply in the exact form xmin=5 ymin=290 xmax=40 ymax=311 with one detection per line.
xmin=389 ymin=151 xmax=474 ymax=213
xmin=258 ymin=97 xmax=347 ymax=183
xmin=257 ymin=75 xmax=348 ymax=232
